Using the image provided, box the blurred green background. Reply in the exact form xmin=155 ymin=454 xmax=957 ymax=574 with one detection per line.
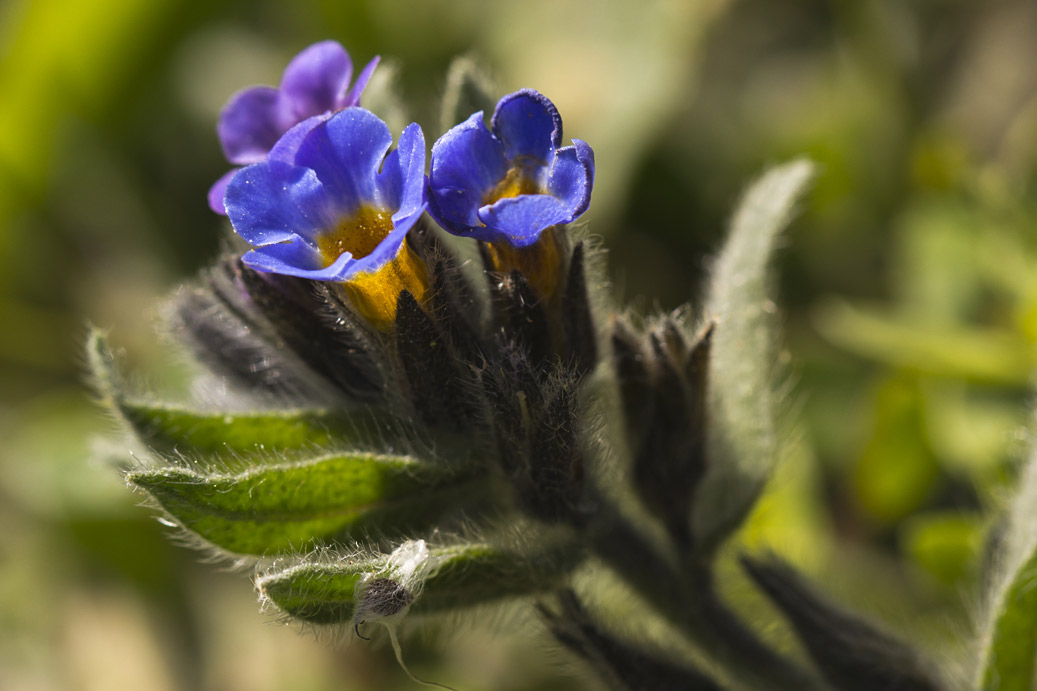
xmin=2 ymin=0 xmax=1036 ymax=688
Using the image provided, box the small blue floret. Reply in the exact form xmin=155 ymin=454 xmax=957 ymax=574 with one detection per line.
xmin=223 ymin=108 xmax=426 ymax=282
xmin=427 ymin=89 xmax=595 ymax=247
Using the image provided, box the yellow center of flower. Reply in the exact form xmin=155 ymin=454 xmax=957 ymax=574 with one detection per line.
xmin=313 ymin=205 xmax=429 ymax=330
xmin=484 ymin=158 xmax=542 ymax=205
xmin=316 ymin=205 xmax=395 ymax=266
xmin=486 ymin=225 xmax=567 ymax=302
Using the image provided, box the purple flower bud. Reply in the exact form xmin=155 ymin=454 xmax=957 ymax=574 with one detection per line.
xmin=209 ymin=41 xmax=379 ymax=214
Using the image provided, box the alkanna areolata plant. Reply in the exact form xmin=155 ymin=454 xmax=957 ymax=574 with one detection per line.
xmin=90 ymin=41 xmax=1037 ymax=691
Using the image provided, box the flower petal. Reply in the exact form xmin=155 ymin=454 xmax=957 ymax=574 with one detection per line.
xmin=427 ymin=111 xmax=508 ymax=232
xmin=225 ymin=160 xmax=334 ymax=246
xmin=339 ymin=56 xmax=380 ymax=109
xmin=279 ymin=40 xmax=352 ymax=122
xmin=211 ymin=116 xmax=327 ymax=216
xmin=242 ymin=243 xmax=353 ymax=281
xmin=389 ymin=202 xmax=427 ymax=239
xmin=491 ymin=89 xmax=562 ymax=165
xmin=266 ymin=114 xmax=329 ymax=163
xmin=377 ymin=122 xmax=426 ymax=218
xmin=207 ymin=168 xmax=238 ymax=215
xmin=546 ymin=139 xmax=595 ymax=220
xmin=294 ymin=108 xmax=393 ymax=213
xmin=218 ymin=86 xmax=282 ymax=164
xmin=476 ymin=194 xmax=571 ymax=246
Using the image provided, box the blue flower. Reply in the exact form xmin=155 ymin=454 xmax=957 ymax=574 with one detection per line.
xmin=224 ymin=108 xmax=427 ymax=325
xmin=209 ymin=41 xmax=379 ymax=214
xmin=427 ymin=89 xmax=594 ymax=248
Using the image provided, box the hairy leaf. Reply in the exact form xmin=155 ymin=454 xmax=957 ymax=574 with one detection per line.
xmin=118 ymin=401 xmax=392 ymax=464
xmin=981 ymin=550 xmax=1037 ymax=691
xmin=259 ymin=542 xmax=580 ymax=625
xmin=128 ymin=454 xmax=484 ymax=556
xmin=978 ymin=427 xmax=1037 ymax=690
xmin=87 ymin=326 xmax=396 ymax=464
xmin=692 ymin=159 xmax=814 ymax=552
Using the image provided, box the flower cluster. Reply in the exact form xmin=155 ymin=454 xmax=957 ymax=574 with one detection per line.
xmin=210 ymin=41 xmax=595 ymax=326
xmin=111 ymin=34 xmax=939 ymax=691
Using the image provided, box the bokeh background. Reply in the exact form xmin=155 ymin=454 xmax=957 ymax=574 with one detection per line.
xmin=2 ymin=0 xmax=1037 ymax=688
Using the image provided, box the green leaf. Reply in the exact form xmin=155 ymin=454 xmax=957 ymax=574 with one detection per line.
xmin=439 ymin=54 xmax=497 ymax=135
xmin=262 ymin=561 xmax=364 ymax=625
xmin=118 ymin=401 xmax=390 ymax=464
xmin=692 ymin=159 xmax=815 ymax=552
xmin=87 ymin=326 xmax=398 ymax=464
xmin=981 ymin=549 xmax=1037 ymax=691
xmin=85 ymin=326 xmax=123 ymax=401
xmin=978 ymin=429 xmax=1037 ymax=690
xmin=259 ymin=541 xmax=580 ymax=625
xmin=128 ymin=454 xmax=485 ymax=556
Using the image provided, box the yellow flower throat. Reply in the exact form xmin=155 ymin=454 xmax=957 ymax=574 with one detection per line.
xmin=316 ymin=206 xmax=394 ymax=264
xmin=316 ymin=205 xmax=429 ymax=329
xmin=485 ymin=160 xmax=542 ymax=205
